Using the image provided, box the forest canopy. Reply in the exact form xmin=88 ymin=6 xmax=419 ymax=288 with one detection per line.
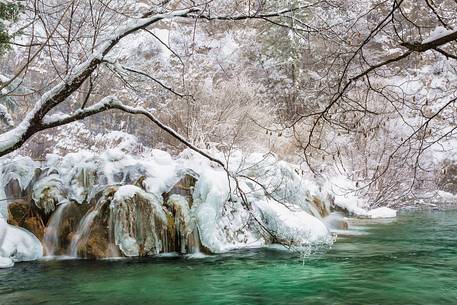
xmin=0 ymin=0 xmax=456 ymax=207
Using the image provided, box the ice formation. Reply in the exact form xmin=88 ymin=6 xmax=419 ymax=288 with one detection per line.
xmin=366 ymin=207 xmax=397 ymax=219
xmin=0 ymin=217 xmax=43 ymax=268
xmin=0 ymin=147 xmax=370 ymax=266
xmin=324 ymin=175 xmax=398 ymax=218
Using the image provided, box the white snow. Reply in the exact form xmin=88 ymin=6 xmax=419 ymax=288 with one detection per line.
xmin=113 ymin=185 xmax=144 ymax=202
xmin=366 ymin=207 xmax=397 ymax=219
xmin=253 ymin=199 xmax=331 ymax=246
xmin=1 ymin=147 xmax=338 ymax=257
xmin=0 ymin=217 xmax=43 ymax=268
xmin=423 ymin=27 xmax=457 ymax=44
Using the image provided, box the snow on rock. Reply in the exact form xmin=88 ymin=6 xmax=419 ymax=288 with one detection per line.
xmin=0 ymin=147 xmax=338 ymax=258
xmin=254 ymin=199 xmax=331 ymax=247
xmin=367 ymin=207 xmax=397 ymax=219
xmin=0 ymin=217 xmax=43 ymax=268
xmin=324 ymin=175 xmax=368 ymax=217
xmin=0 ymin=156 xmax=39 ymax=217
xmin=194 ymin=173 xmax=264 ymax=252
xmin=0 ymin=257 xmax=14 ymax=268
xmin=325 ymin=175 xmax=397 ymax=219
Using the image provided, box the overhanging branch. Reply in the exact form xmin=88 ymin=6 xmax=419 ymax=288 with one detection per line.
xmin=40 ymin=96 xmax=226 ymax=168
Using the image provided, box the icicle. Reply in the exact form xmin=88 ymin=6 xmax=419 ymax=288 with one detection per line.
xmin=166 ymin=194 xmax=202 ymax=254
xmin=110 ymin=185 xmax=167 ymax=257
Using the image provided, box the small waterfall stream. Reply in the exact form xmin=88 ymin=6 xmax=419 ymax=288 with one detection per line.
xmin=69 ymin=203 xmax=103 ymax=257
xmin=43 ymin=202 xmax=70 ymax=256
xmin=168 ymin=194 xmax=203 ymax=255
xmin=27 ymin=179 xmax=205 ymax=258
xmin=107 ymin=207 xmax=120 ymax=258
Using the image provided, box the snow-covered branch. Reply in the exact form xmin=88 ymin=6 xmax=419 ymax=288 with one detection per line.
xmin=104 ymin=60 xmax=188 ymax=98
xmin=0 ymin=7 xmax=199 ymax=157
xmin=401 ymin=28 xmax=457 ymax=52
xmin=40 ymin=96 xmax=226 ymax=168
xmin=0 ymin=3 xmax=302 ymax=159
xmin=190 ymin=7 xmax=309 ymax=21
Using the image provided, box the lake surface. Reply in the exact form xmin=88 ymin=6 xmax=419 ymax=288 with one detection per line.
xmin=1 ymin=210 xmax=457 ymax=305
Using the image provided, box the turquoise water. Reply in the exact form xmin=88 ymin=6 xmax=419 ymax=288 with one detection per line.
xmin=1 ymin=210 xmax=457 ymax=305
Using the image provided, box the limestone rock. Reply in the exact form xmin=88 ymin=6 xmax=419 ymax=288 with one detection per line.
xmin=7 ymin=199 xmax=46 ymax=241
xmin=311 ymin=195 xmax=331 ymax=218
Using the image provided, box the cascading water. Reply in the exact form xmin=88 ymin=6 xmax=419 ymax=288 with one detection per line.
xmin=186 ymin=228 xmax=202 ymax=255
xmin=69 ymin=204 xmax=102 ymax=257
xmin=107 ymin=207 xmax=120 ymax=258
xmin=43 ymin=202 xmax=70 ymax=256
xmin=167 ymin=194 xmax=202 ymax=254
xmin=1 ymin=149 xmax=338 ymax=263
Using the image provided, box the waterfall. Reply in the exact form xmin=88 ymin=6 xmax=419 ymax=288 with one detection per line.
xmin=188 ymin=227 xmax=202 ymax=254
xmin=43 ymin=202 xmax=70 ymax=256
xmin=107 ymin=207 xmax=120 ymax=258
xmin=41 ymin=186 xmax=206 ymax=258
xmin=69 ymin=203 xmax=102 ymax=257
xmin=167 ymin=194 xmax=202 ymax=254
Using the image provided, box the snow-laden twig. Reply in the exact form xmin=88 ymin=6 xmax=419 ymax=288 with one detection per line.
xmin=40 ymin=96 xmax=225 ymax=168
xmin=0 ymin=8 xmax=199 ymax=157
xmin=103 ymin=59 xmax=189 ymax=98
xmin=401 ymin=28 xmax=457 ymax=52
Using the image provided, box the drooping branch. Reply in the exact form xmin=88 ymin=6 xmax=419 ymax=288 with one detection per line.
xmin=296 ymin=25 xmax=457 ymax=157
xmin=0 ymin=4 xmax=305 ymax=159
xmin=0 ymin=8 xmax=199 ymax=158
xmin=39 ymin=96 xmax=226 ymax=168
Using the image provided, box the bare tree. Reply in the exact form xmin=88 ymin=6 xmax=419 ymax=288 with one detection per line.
xmin=2 ymin=0 xmax=457 ymax=208
xmin=0 ymin=1 xmax=297 ymax=163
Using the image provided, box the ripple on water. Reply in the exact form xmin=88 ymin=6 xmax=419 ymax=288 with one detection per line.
xmin=2 ymin=210 xmax=457 ymax=305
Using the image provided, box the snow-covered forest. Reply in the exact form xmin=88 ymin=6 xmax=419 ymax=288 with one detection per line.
xmin=1 ymin=0 xmax=457 ymax=274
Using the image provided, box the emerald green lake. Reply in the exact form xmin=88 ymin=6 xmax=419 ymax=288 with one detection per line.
xmin=1 ymin=210 xmax=457 ymax=305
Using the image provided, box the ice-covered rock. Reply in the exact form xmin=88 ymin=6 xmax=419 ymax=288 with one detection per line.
xmin=0 ymin=156 xmax=39 ymax=217
xmin=0 ymin=256 xmax=14 ymax=268
xmin=111 ymin=185 xmax=168 ymax=256
xmin=0 ymin=217 xmax=43 ymax=268
xmin=166 ymin=194 xmax=202 ymax=254
xmin=32 ymin=174 xmax=66 ymax=214
xmin=323 ymin=212 xmax=349 ymax=230
xmin=324 ymin=175 xmax=368 ymax=217
xmin=1 ymin=148 xmax=340 ymax=260
xmin=254 ymin=199 xmax=331 ymax=247
xmin=367 ymin=207 xmax=397 ymax=219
